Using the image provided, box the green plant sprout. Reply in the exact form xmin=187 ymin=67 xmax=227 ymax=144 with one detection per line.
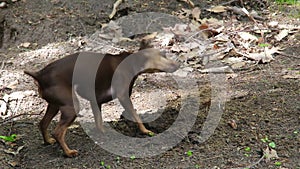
xmin=276 ymin=0 xmax=299 ymax=5
xmin=269 ymin=142 xmax=276 ymax=148
xmin=258 ymin=43 xmax=271 ymax=47
xmin=100 ymin=161 xmax=105 ymax=166
xmin=244 ymin=147 xmax=251 ymax=152
xmin=261 ymin=136 xmax=270 ymax=143
xmin=274 ymin=161 xmax=282 ymax=166
xmin=148 ymin=132 xmax=155 ymax=137
xmin=115 ymin=157 xmax=120 ymax=163
xmin=186 ymin=150 xmax=193 ymax=157
xmin=0 ymin=134 xmax=17 ymax=142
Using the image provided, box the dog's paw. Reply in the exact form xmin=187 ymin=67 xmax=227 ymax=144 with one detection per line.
xmin=46 ymin=138 xmax=56 ymax=145
xmin=65 ymin=149 xmax=78 ymax=157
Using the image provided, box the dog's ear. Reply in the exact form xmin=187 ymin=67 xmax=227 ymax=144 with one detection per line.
xmin=139 ymin=39 xmax=153 ymax=50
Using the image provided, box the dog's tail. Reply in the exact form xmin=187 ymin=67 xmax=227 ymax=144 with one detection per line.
xmin=24 ymin=70 xmax=39 ymax=81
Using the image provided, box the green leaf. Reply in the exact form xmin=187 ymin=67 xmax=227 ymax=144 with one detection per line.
xmin=130 ymin=155 xmax=136 ymax=160
xmin=116 ymin=157 xmax=120 ymax=163
xmin=100 ymin=161 xmax=105 ymax=166
xmin=244 ymin=147 xmax=251 ymax=152
xmin=258 ymin=43 xmax=270 ymax=47
xmin=269 ymin=142 xmax=276 ymax=148
xmin=274 ymin=161 xmax=282 ymax=166
xmin=0 ymin=134 xmax=17 ymax=142
xmin=244 ymin=153 xmax=250 ymax=157
xmin=187 ymin=150 xmax=193 ymax=157
xmin=261 ymin=136 xmax=269 ymax=143
xmin=148 ymin=132 xmax=155 ymax=137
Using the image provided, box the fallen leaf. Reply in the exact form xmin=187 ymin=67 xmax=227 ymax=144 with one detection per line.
xmin=228 ymin=119 xmax=237 ymax=129
xmin=207 ymin=5 xmax=227 ymax=13
xmin=282 ymin=70 xmax=300 ymax=79
xmin=231 ymin=61 xmax=246 ymax=69
xmin=177 ymin=8 xmax=192 ymax=19
xmin=199 ymin=23 xmax=209 ymax=30
xmin=142 ymin=32 xmax=158 ymax=40
xmin=68 ymin=124 xmax=80 ymax=129
xmin=263 ymin=146 xmax=278 ymax=162
xmin=268 ymin=21 xmax=279 ymax=27
xmin=4 ymin=146 xmax=24 ymax=156
xmin=8 ymin=161 xmax=19 ymax=167
xmin=192 ymin=7 xmax=201 ymax=20
xmin=200 ymin=66 xmax=233 ymax=73
xmin=179 ymin=0 xmax=195 ymax=8
xmin=238 ymin=32 xmax=258 ymax=42
xmin=275 ymin=29 xmax=290 ymax=41
xmin=246 ymin=47 xmax=278 ymax=63
xmin=19 ymin=42 xmax=31 ymax=48
xmin=173 ymin=67 xmax=193 ymax=77
xmin=156 ymin=33 xmax=174 ymax=46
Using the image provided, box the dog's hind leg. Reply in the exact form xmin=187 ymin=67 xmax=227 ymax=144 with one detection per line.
xmin=53 ymin=90 xmax=80 ymax=157
xmin=53 ymin=105 xmax=78 ymax=157
xmin=40 ymin=104 xmax=59 ymax=144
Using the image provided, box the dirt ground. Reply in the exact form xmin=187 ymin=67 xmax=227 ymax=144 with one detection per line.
xmin=0 ymin=0 xmax=299 ymax=169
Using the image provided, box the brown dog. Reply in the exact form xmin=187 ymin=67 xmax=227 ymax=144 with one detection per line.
xmin=25 ymin=46 xmax=179 ymax=157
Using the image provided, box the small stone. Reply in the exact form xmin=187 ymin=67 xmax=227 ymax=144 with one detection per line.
xmin=0 ymin=2 xmax=7 ymax=8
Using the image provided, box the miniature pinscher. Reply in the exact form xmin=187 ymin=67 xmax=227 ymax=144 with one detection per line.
xmin=25 ymin=43 xmax=179 ymax=157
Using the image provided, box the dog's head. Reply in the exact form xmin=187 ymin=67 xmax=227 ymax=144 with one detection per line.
xmin=139 ymin=48 xmax=180 ymax=73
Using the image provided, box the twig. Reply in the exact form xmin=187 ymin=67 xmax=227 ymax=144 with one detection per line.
xmin=277 ymin=51 xmax=300 ymax=59
xmin=179 ymin=0 xmax=195 ymax=8
xmin=0 ymin=110 xmax=44 ymax=126
xmin=109 ymin=0 xmax=123 ymax=19
xmin=231 ymin=155 xmax=265 ymax=169
xmin=228 ymin=6 xmax=265 ymax=42
xmin=226 ymin=6 xmax=266 ymax=21
xmin=220 ymin=0 xmax=239 ymax=6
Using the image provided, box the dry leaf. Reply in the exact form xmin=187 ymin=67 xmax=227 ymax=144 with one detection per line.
xmin=19 ymin=42 xmax=31 ymax=48
xmin=268 ymin=21 xmax=279 ymax=27
xmin=238 ymin=32 xmax=258 ymax=42
xmin=207 ymin=5 xmax=227 ymax=13
xmin=4 ymin=146 xmax=24 ymax=156
xmin=179 ymin=0 xmax=195 ymax=8
xmin=200 ymin=66 xmax=233 ymax=73
xmin=199 ymin=23 xmax=209 ymax=30
xmin=142 ymin=32 xmax=158 ymax=40
xmin=247 ymin=47 xmax=279 ymax=63
xmin=156 ymin=33 xmax=174 ymax=46
xmin=228 ymin=119 xmax=237 ymax=129
xmin=275 ymin=29 xmax=290 ymax=41
xmin=192 ymin=7 xmax=201 ymax=20
xmin=177 ymin=8 xmax=192 ymax=19
xmin=263 ymin=146 xmax=279 ymax=162
xmin=282 ymin=70 xmax=300 ymax=79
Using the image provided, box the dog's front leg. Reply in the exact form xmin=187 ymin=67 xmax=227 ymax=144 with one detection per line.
xmin=90 ymin=101 xmax=105 ymax=133
xmin=118 ymin=96 xmax=154 ymax=135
